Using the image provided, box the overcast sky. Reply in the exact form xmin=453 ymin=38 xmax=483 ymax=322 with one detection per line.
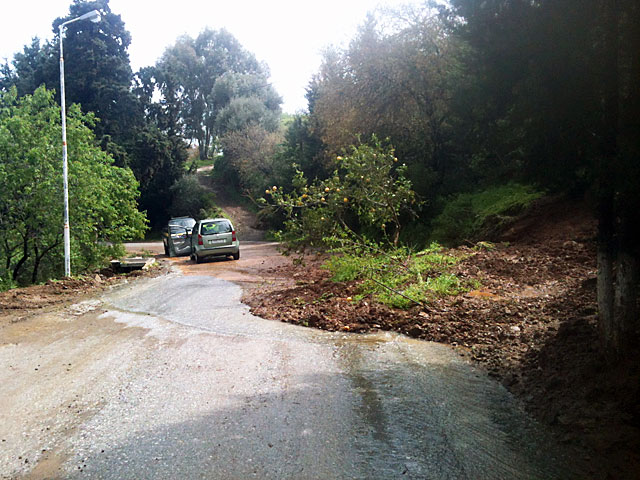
xmin=1 ymin=0 xmax=421 ymax=113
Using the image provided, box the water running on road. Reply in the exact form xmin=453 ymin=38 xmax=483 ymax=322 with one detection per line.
xmin=73 ymin=274 xmax=582 ymax=479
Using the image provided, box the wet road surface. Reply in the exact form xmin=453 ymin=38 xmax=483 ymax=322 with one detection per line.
xmin=1 ymin=254 xmax=582 ymax=478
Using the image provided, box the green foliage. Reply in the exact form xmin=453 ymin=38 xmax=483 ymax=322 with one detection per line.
xmin=54 ymin=0 xmax=141 ymax=150
xmin=197 ymin=205 xmax=225 ymax=221
xmin=430 ymin=183 xmax=543 ymax=245
xmin=308 ymin=9 xmax=465 ymax=204
xmin=0 ymin=1 xmax=190 ymax=231
xmin=127 ymin=124 xmax=188 ymax=228
xmin=324 ymin=243 xmax=472 ymax=309
xmin=141 ymin=29 xmax=281 ymax=161
xmin=0 ymin=86 xmax=147 ymax=286
xmin=218 ymin=124 xmax=286 ymax=198
xmin=277 ymin=114 xmax=327 ymax=185
xmin=260 ymin=136 xmax=418 ymax=250
xmin=0 ymin=276 xmax=18 ymax=293
xmin=168 ymin=175 xmax=216 ymax=219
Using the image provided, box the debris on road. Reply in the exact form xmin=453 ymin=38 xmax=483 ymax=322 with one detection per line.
xmin=110 ymin=257 xmax=156 ymax=273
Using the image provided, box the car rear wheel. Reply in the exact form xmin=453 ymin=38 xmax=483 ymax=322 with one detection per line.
xmin=194 ymin=254 xmax=202 ymax=264
xmin=164 ymin=243 xmax=169 ymax=256
xmin=232 ymin=251 xmax=240 ymax=260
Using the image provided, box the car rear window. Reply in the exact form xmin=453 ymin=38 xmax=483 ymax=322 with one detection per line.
xmin=169 ymin=218 xmax=196 ymax=228
xmin=201 ymin=221 xmax=232 ymax=235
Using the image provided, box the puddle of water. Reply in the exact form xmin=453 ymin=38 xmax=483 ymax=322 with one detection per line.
xmin=68 ymin=300 xmax=102 ymax=316
xmin=99 ymin=310 xmax=185 ymax=341
xmin=334 ymin=335 xmax=583 ymax=479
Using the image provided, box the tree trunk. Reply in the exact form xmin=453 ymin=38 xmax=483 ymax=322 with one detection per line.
xmin=32 ymin=245 xmax=40 ymax=285
xmin=614 ymin=248 xmax=638 ymax=356
xmin=12 ymin=234 xmax=29 ymax=282
xmin=597 ymin=0 xmax=621 ymax=361
xmin=597 ymin=195 xmax=616 ymax=357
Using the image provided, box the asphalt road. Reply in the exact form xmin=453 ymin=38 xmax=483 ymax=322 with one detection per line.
xmin=0 ymin=247 xmax=583 ymax=479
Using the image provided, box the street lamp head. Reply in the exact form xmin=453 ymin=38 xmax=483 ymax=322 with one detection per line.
xmin=79 ymin=9 xmax=101 ymax=23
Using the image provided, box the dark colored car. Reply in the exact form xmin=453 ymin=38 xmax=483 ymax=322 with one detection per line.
xmin=190 ymin=218 xmax=240 ymax=263
xmin=162 ymin=217 xmax=196 ymax=257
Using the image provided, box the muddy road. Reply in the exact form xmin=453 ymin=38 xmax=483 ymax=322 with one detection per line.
xmin=1 ymin=242 xmax=583 ymax=479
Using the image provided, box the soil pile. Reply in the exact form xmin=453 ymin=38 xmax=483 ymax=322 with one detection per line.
xmin=245 ymin=199 xmax=639 ymax=480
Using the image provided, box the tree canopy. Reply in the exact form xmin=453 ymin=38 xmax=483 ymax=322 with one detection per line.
xmin=0 ymin=86 xmax=147 ymax=287
xmin=137 ymin=28 xmax=282 ymax=161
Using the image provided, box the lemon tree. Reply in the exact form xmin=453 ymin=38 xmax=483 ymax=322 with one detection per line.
xmin=260 ymin=136 xmax=417 ymax=249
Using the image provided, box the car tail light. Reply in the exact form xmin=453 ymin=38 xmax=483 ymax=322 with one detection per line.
xmin=232 ymin=230 xmax=236 ymax=242
xmin=198 ymin=234 xmax=203 ymax=245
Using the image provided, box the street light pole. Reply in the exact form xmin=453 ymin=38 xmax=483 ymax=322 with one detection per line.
xmin=59 ymin=9 xmax=101 ymax=277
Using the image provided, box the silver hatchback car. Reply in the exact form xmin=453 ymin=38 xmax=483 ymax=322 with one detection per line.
xmin=190 ymin=218 xmax=240 ymax=263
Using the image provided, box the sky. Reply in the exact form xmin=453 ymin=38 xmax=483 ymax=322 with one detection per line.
xmin=1 ymin=0 xmax=421 ymax=113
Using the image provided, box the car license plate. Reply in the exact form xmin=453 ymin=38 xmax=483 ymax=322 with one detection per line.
xmin=208 ymin=239 xmax=224 ymax=245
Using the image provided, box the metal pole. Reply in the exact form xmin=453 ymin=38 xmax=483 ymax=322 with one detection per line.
xmin=59 ymin=25 xmax=71 ymax=277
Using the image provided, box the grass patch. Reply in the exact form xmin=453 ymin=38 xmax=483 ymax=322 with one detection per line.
xmin=431 ymin=183 xmax=544 ymax=245
xmin=324 ymin=243 xmax=475 ymax=309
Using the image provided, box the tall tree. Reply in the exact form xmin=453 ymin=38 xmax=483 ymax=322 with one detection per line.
xmin=0 ymin=0 xmax=143 ymax=165
xmin=142 ymin=28 xmax=280 ymax=160
xmin=308 ymin=9 xmax=465 ymax=200
xmin=0 ymin=38 xmax=56 ymax=97
xmin=0 ymin=0 xmax=190 ymax=230
xmin=53 ymin=0 xmax=142 ymax=161
xmin=0 ymin=87 xmax=147 ymax=286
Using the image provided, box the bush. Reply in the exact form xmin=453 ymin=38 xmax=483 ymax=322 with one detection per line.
xmin=0 ymin=276 xmax=18 ymax=292
xmin=260 ymin=136 xmax=418 ymax=251
xmin=430 ymin=183 xmax=544 ymax=245
xmin=168 ymin=175 xmax=216 ymax=219
xmin=0 ymin=87 xmax=147 ymax=285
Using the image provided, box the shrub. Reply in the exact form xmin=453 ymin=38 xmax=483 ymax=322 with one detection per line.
xmin=169 ymin=175 xmax=216 ymax=219
xmin=260 ymin=136 xmax=419 ymax=251
xmin=430 ymin=183 xmax=544 ymax=245
xmin=0 ymin=87 xmax=147 ymax=285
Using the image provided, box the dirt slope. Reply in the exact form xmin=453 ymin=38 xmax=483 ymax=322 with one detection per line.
xmin=197 ymin=168 xmax=265 ymax=241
